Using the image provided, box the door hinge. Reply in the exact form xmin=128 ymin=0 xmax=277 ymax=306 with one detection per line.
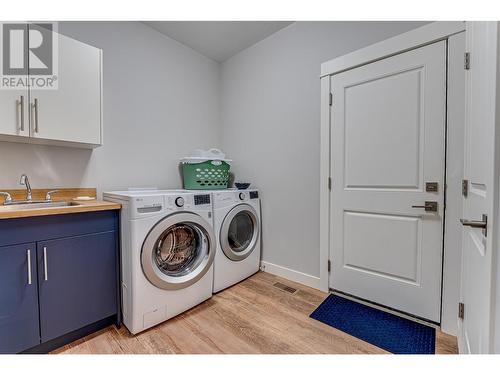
xmin=327 ymin=260 xmax=331 ymax=272
xmin=458 ymin=302 xmax=465 ymax=320
xmin=328 ymin=177 xmax=332 ymax=190
xmin=329 ymin=92 xmax=332 ymax=106
xmin=464 ymin=52 xmax=471 ymax=70
xmin=462 ymin=179 xmax=469 ymax=197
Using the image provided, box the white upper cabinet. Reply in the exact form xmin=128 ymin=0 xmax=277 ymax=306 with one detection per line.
xmin=0 ymin=24 xmax=30 ymax=138
xmin=30 ymin=31 xmax=102 ymax=146
xmin=0 ymin=24 xmax=102 ymax=148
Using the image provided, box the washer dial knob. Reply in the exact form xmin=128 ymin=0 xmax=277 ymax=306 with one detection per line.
xmin=239 ymin=192 xmax=245 ymax=200
xmin=175 ymin=197 xmax=185 ymax=207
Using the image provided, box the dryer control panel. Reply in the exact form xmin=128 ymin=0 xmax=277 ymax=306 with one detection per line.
xmin=238 ymin=190 xmax=259 ymax=201
xmin=213 ymin=189 xmax=259 ymax=209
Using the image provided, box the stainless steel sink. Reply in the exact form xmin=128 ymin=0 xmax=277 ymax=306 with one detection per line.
xmin=0 ymin=201 xmax=82 ymax=211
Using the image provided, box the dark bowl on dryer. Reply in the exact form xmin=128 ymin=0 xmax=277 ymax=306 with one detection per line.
xmin=235 ymin=182 xmax=251 ymax=190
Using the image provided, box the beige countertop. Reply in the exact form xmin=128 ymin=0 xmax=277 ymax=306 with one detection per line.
xmin=0 ymin=188 xmax=121 ymax=220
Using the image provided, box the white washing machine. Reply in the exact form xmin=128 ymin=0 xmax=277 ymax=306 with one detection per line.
xmin=103 ymin=189 xmax=215 ymax=334
xmin=212 ymin=189 xmax=261 ymax=293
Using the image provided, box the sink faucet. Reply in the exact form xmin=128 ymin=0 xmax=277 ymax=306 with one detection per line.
xmin=20 ymin=174 xmax=32 ymax=201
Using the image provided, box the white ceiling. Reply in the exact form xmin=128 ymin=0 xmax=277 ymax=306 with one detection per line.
xmin=143 ymin=21 xmax=293 ymax=62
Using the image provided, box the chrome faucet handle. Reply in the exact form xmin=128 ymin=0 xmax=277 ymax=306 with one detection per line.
xmin=0 ymin=192 xmax=13 ymax=204
xmin=45 ymin=190 xmax=59 ymax=201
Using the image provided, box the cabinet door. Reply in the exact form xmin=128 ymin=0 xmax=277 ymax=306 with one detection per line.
xmin=0 ymin=243 xmax=40 ymax=353
xmin=0 ymin=89 xmax=30 ymax=138
xmin=30 ymin=29 xmax=102 ymax=145
xmin=0 ymin=24 xmax=30 ymax=138
xmin=37 ymin=231 xmax=117 ymax=342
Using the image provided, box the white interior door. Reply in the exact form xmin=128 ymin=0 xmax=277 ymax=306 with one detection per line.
xmin=329 ymin=41 xmax=446 ymax=322
xmin=30 ymin=29 xmax=102 ymax=144
xmin=458 ymin=22 xmax=499 ymax=354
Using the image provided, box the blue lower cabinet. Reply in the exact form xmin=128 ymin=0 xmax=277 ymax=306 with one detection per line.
xmin=0 ymin=243 xmax=40 ymax=353
xmin=37 ymin=231 xmax=118 ymax=343
xmin=0 ymin=210 xmax=119 ymax=353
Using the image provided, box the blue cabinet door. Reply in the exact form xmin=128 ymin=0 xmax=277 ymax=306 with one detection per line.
xmin=37 ymin=231 xmax=118 ymax=342
xmin=0 ymin=243 xmax=40 ymax=353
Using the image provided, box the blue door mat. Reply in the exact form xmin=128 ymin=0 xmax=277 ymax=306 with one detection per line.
xmin=310 ymin=294 xmax=435 ymax=354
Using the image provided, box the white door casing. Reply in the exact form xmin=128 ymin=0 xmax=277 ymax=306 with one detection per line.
xmin=329 ymin=41 xmax=446 ymax=322
xmin=440 ymin=32 xmax=466 ymax=336
xmin=458 ymin=22 xmax=499 ymax=354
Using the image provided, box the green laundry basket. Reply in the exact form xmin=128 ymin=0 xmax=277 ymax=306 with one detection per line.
xmin=181 ymin=160 xmax=230 ymax=190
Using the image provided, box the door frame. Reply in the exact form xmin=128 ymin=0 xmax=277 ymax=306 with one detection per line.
xmin=319 ymin=21 xmax=466 ymax=335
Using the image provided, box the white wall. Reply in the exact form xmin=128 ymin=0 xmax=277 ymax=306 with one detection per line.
xmin=221 ymin=21 xmax=428 ymax=281
xmin=0 ymin=20 xmax=429 ymax=283
xmin=0 ymin=21 xmax=221 ymax=194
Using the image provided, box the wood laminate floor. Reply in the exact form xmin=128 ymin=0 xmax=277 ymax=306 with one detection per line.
xmin=53 ymin=272 xmax=458 ymax=354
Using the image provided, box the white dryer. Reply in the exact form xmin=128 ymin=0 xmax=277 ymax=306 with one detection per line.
xmin=212 ymin=189 xmax=261 ymax=293
xmin=103 ymin=189 xmax=215 ymax=334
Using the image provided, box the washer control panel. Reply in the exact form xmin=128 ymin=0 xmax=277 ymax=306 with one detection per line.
xmin=194 ymin=194 xmax=211 ymax=206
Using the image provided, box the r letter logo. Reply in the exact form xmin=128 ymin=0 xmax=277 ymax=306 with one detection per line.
xmin=1 ymin=22 xmax=58 ymax=89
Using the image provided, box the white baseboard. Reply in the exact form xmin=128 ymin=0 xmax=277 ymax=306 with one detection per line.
xmin=260 ymin=261 xmax=321 ymax=290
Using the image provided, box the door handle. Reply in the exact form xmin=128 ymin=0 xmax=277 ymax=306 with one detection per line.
xmin=460 ymin=214 xmax=487 ymax=237
xmin=43 ymin=246 xmax=48 ymax=281
xmin=411 ymin=201 xmax=438 ymax=212
xmin=27 ymin=249 xmax=32 ymax=285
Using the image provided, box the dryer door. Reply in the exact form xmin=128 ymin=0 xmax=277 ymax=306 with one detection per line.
xmin=220 ymin=204 xmax=260 ymax=261
xmin=141 ymin=212 xmax=215 ymax=290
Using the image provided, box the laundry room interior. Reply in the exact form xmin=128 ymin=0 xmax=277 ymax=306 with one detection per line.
xmin=2 ymin=1 xmax=500 ymax=371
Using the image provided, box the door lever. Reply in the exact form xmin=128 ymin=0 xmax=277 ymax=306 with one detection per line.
xmin=411 ymin=201 xmax=438 ymax=212
xmin=460 ymin=214 xmax=487 ymax=237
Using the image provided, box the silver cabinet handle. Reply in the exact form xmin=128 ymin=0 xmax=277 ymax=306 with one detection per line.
xmin=43 ymin=246 xmax=48 ymax=281
xmin=33 ymin=98 xmax=39 ymax=133
xmin=27 ymin=249 xmax=32 ymax=285
xmin=460 ymin=214 xmax=488 ymax=237
xmin=19 ymin=95 xmax=25 ymax=131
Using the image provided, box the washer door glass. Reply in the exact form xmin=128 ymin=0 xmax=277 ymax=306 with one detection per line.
xmin=154 ymin=224 xmax=207 ymax=277
xmin=221 ymin=204 xmax=259 ymax=261
xmin=142 ymin=212 xmax=215 ymax=290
